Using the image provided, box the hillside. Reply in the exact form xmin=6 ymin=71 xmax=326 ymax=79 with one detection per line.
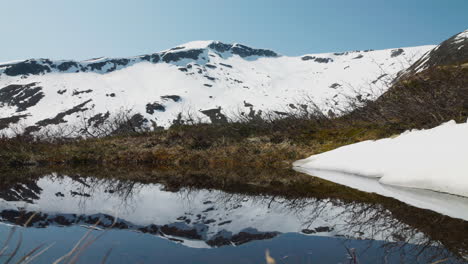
xmin=0 ymin=41 xmax=433 ymax=137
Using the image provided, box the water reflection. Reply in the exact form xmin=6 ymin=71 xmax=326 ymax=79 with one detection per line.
xmin=0 ymin=170 xmax=466 ymax=263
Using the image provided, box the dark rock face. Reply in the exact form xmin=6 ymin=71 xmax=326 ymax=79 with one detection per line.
xmin=391 ymin=48 xmax=404 ymax=58
xmin=24 ymin=99 xmax=92 ymax=134
xmin=231 ymin=44 xmax=278 ymax=58
xmin=200 ymin=107 xmax=228 ymax=124
xmin=161 ymin=95 xmax=181 ymax=102
xmin=0 ymin=41 xmax=280 ymax=78
xmin=301 ymin=226 xmax=334 ymax=234
xmin=206 ymin=230 xmax=279 ymax=247
xmin=204 ymin=76 xmax=216 ymax=81
xmin=353 ymin=54 xmax=364 ymax=59
xmin=219 ymin=63 xmax=233 ymax=68
xmin=161 ymin=49 xmax=204 ymax=63
xmin=274 ymin=111 xmax=289 ymax=116
xmin=302 ymin=56 xmax=333 ymax=63
xmin=160 ymin=225 xmax=202 ymax=240
xmin=0 ymin=115 xmax=29 ymax=130
xmin=140 ymin=54 xmax=161 ymax=63
xmin=371 ymin=73 xmax=388 ymax=84
xmin=146 ymin=102 xmax=166 ymax=114
xmin=3 ymin=60 xmax=51 ymax=76
xmin=72 ymin=89 xmax=93 ymax=96
xmin=404 ymin=30 xmax=468 ymax=76
xmin=87 ymin=112 xmax=110 ymax=128
xmin=208 ymin=42 xmax=278 ymax=58
xmin=0 ymin=182 xmax=41 ymax=203
xmin=57 ymin=61 xmax=79 ymax=71
xmin=334 ymin=52 xmax=347 ymax=56
xmin=92 ymin=58 xmax=130 ymax=73
xmin=208 ymin=42 xmax=233 ymax=53
xmin=0 ymin=83 xmax=44 ymax=112
xmin=87 ymin=61 xmax=107 ymax=71
xmin=329 ymin=83 xmax=342 ymax=89
xmin=112 ymin=113 xmax=148 ymax=135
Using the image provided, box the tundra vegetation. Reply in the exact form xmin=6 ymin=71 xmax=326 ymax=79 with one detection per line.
xmin=0 ymin=65 xmax=466 ymax=169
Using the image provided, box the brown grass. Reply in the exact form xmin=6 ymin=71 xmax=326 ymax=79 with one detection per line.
xmin=0 ymin=65 xmax=466 ymax=169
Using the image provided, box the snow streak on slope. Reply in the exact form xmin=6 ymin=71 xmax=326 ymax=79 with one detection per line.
xmin=0 ymin=41 xmax=434 ymax=136
xmin=294 ymin=120 xmax=468 ymax=202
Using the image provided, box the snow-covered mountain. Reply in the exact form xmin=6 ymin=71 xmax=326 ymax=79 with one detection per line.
xmin=0 ymin=175 xmax=429 ymax=248
xmin=401 ymin=29 xmax=468 ymax=77
xmin=0 ymin=40 xmax=435 ymax=136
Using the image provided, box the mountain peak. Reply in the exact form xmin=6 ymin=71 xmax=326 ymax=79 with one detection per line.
xmin=165 ymin=40 xmax=279 ymax=58
xmin=402 ymin=29 xmax=468 ymax=75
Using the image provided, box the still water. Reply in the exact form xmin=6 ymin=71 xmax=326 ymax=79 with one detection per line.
xmin=0 ymin=171 xmax=466 ymax=263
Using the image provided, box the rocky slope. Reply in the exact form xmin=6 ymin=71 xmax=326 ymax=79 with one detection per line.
xmin=403 ymin=29 xmax=468 ymax=76
xmin=0 ymin=40 xmax=434 ymax=137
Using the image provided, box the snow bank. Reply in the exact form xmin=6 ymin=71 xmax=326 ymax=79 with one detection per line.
xmin=294 ymin=120 xmax=468 ymax=198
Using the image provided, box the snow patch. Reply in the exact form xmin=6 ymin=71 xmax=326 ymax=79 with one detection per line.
xmin=294 ymin=120 xmax=468 ymax=199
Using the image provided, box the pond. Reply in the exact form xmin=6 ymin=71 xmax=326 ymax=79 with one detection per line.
xmin=0 ymin=169 xmax=466 ymax=263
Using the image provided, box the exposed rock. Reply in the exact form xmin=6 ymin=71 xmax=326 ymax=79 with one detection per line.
xmin=161 ymin=95 xmax=181 ymax=102
xmin=146 ymin=102 xmax=166 ymax=114
xmin=72 ymin=89 xmax=93 ymax=96
xmin=391 ymin=48 xmax=404 ymax=57
xmin=3 ymin=60 xmax=51 ymax=76
xmin=208 ymin=42 xmax=278 ymax=58
xmin=200 ymin=107 xmax=228 ymax=124
xmin=371 ymin=74 xmax=388 ymax=84
xmin=403 ymin=30 xmax=468 ymax=76
xmin=302 ymin=56 xmax=333 ymax=63
xmin=160 ymin=225 xmax=202 ymax=240
xmin=57 ymin=61 xmax=79 ymax=71
xmin=161 ymin=49 xmax=204 ymax=63
xmin=0 ymin=115 xmax=29 ymax=130
xmin=87 ymin=112 xmax=110 ymax=128
xmin=243 ymin=101 xmax=253 ymax=107
xmin=219 ymin=63 xmax=233 ymax=68
xmin=0 ymin=83 xmax=44 ymax=112
xmin=25 ymin=99 xmax=92 ymax=134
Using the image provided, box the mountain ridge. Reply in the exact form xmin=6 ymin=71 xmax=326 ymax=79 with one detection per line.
xmin=0 ymin=39 xmax=438 ymax=137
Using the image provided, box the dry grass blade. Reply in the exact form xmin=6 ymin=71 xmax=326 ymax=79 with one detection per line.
xmin=23 ymin=213 xmax=37 ymax=228
xmin=100 ymin=248 xmax=113 ymax=264
xmin=22 ymin=242 xmax=56 ymax=264
xmin=4 ymin=232 xmax=22 ymax=264
xmin=265 ymin=249 xmax=276 ymax=264
xmin=345 ymin=246 xmax=359 ymax=264
xmin=68 ymin=225 xmax=111 ymax=264
xmin=52 ymin=220 xmax=100 ymax=264
xmin=0 ymin=226 xmax=17 ymax=256
xmin=430 ymin=258 xmax=449 ymax=264
xmin=14 ymin=243 xmax=46 ymax=264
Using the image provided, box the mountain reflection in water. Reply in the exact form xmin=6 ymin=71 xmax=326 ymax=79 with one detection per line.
xmin=0 ymin=169 xmax=466 ymax=263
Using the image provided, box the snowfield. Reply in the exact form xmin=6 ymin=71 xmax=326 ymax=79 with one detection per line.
xmin=0 ymin=41 xmax=434 ymax=137
xmin=294 ymin=120 xmax=468 ymax=198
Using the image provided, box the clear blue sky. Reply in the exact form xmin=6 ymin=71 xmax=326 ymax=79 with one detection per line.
xmin=1 ymin=0 xmax=467 ymax=62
